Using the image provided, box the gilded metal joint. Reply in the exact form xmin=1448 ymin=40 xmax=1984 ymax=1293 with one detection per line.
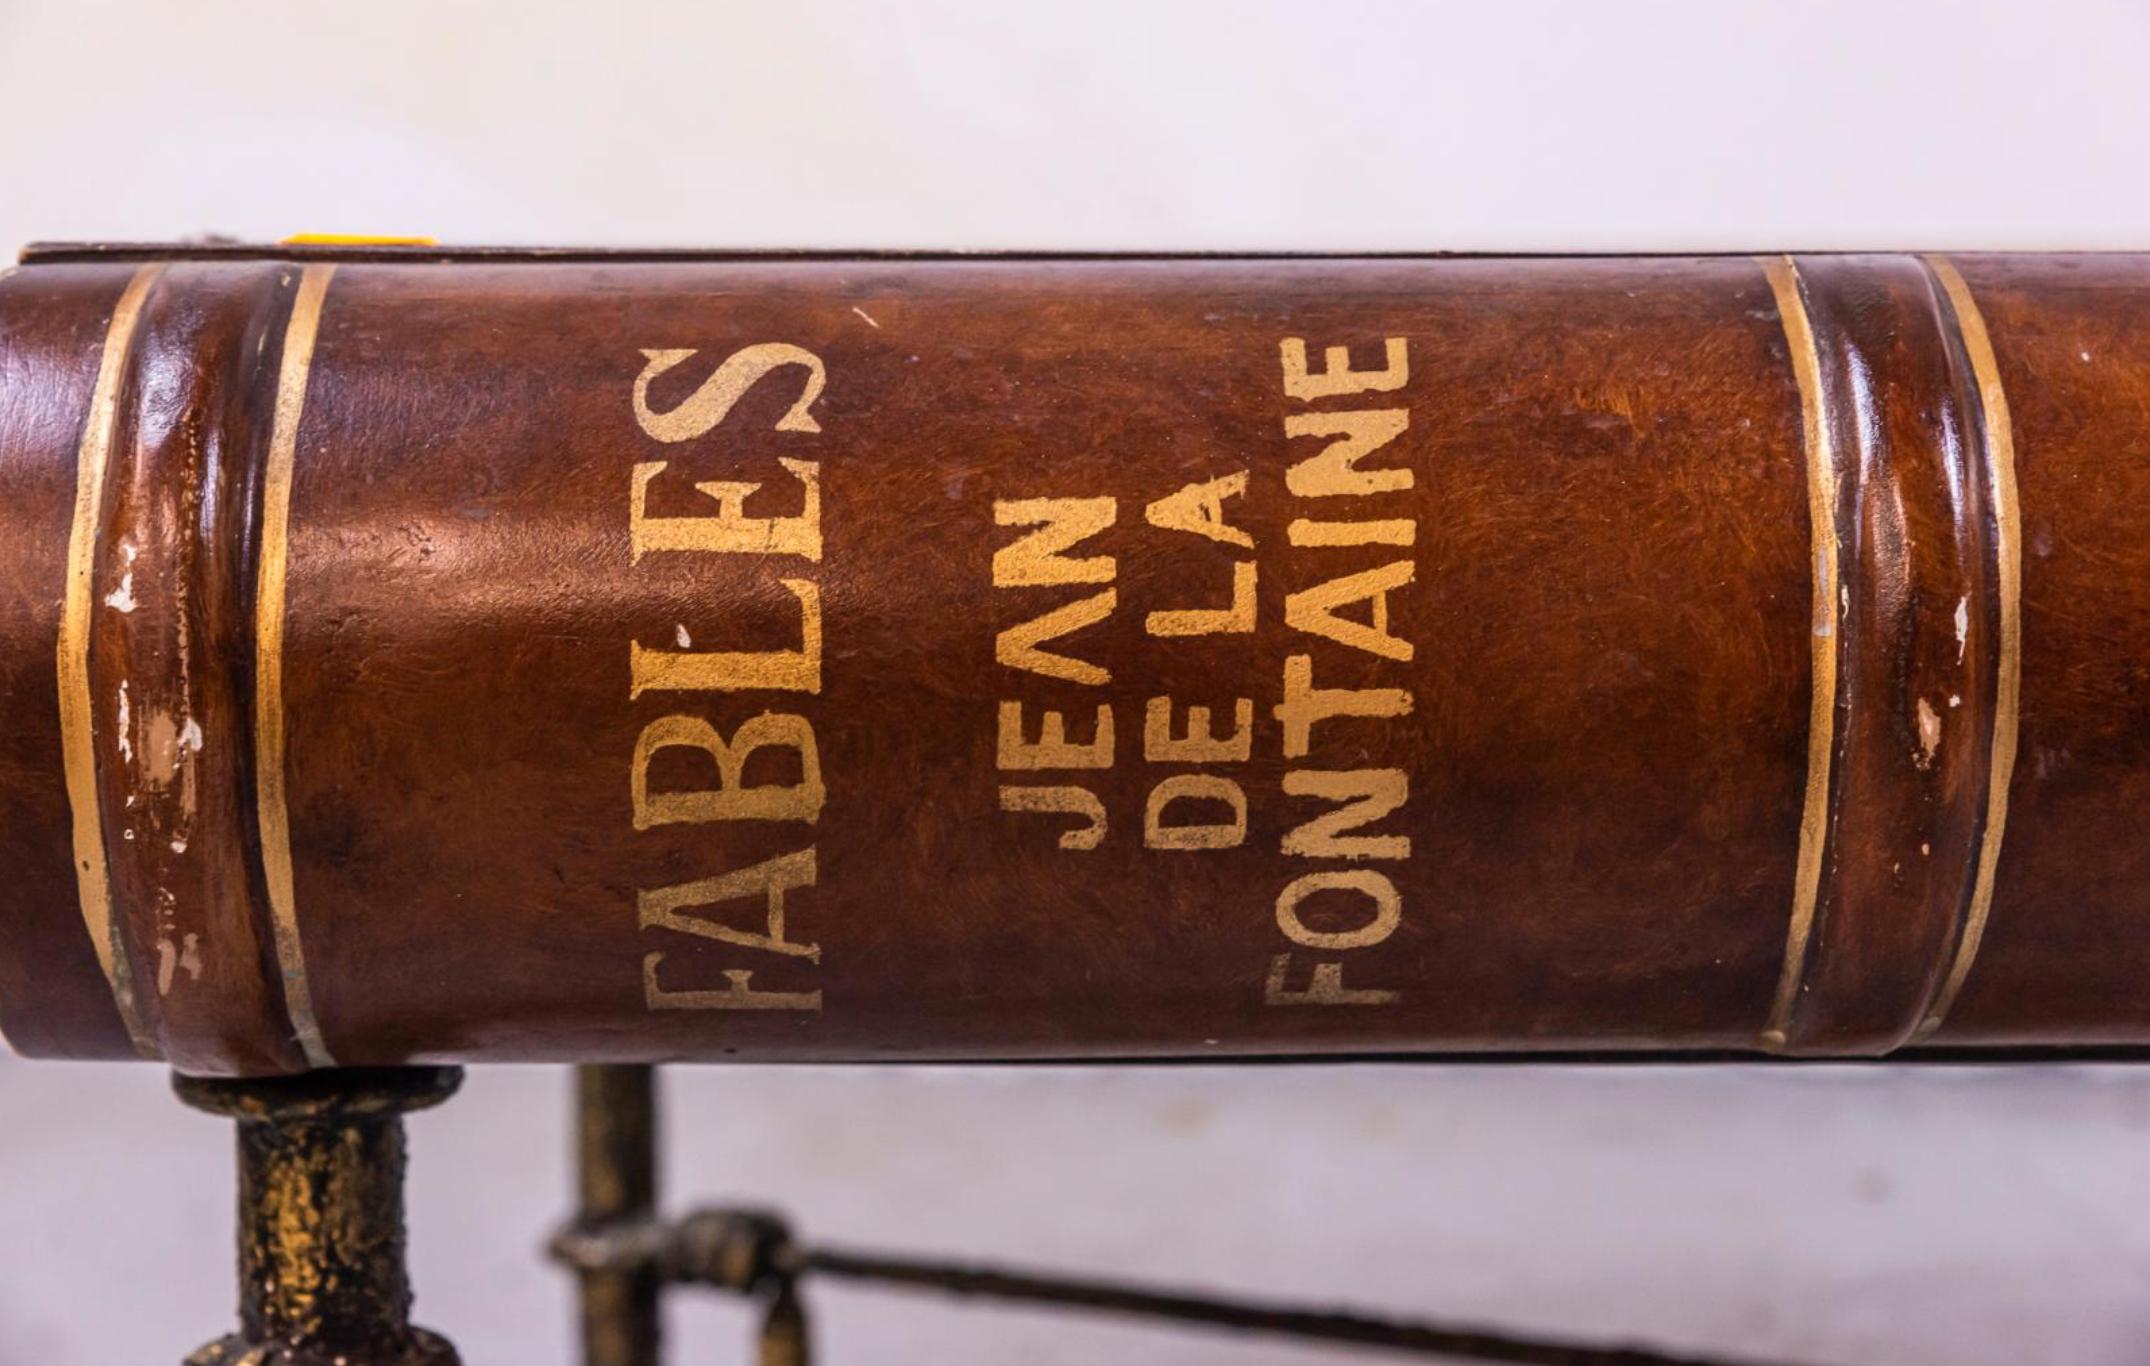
xmin=176 ymin=1066 xmax=463 ymax=1366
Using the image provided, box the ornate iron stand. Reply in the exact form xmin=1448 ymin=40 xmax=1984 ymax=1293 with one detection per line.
xmin=547 ymin=1065 xmax=1814 ymax=1366
xmin=174 ymin=1062 xmax=1819 ymax=1365
xmin=176 ymin=1066 xmax=464 ymax=1366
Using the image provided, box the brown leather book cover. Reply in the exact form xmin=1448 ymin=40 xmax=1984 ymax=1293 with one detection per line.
xmin=0 ymin=246 xmax=2138 ymax=1075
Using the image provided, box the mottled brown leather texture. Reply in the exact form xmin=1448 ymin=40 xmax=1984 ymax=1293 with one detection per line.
xmin=0 ymin=248 xmax=2141 ymax=1076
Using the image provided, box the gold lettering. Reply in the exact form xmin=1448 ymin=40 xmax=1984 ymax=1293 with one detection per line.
xmin=1274 ymin=869 xmax=1401 ymax=950
xmin=1282 ymin=769 xmax=1409 ymax=860
xmin=631 ymin=458 xmax=820 ymax=561
xmin=993 ymin=497 xmax=1117 ymax=587
xmin=639 ymin=848 xmax=820 ymax=991
xmin=997 ymin=701 xmax=1114 ymax=770
xmin=644 ymin=956 xmax=821 ymax=1011
xmin=996 ymin=589 xmax=1115 ymax=685
xmin=1145 ymin=471 xmax=1252 ymax=548
xmin=1147 ymin=561 xmax=1255 ymax=637
xmin=634 ymin=343 xmax=827 ymax=440
xmin=999 ymin=785 xmax=1107 ymax=850
xmin=1279 ymin=337 xmax=1409 ymax=402
xmin=1144 ymin=696 xmax=1252 ymax=764
xmin=1284 ymin=409 xmax=1412 ymax=499
xmin=1264 ymin=954 xmax=1401 ymax=1006
xmin=1263 ymin=334 xmax=1414 ymax=1012
xmin=1285 ymin=561 xmax=1415 ymax=662
xmin=631 ymin=714 xmax=824 ymax=829
xmin=1288 ymin=517 xmax=1417 ymax=548
xmin=1275 ymin=655 xmax=1412 ymax=759
xmin=631 ymin=580 xmax=822 ymax=696
xmin=631 ymin=338 xmax=829 ymax=1016
xmin=1144 ymin=775 xmax=1247 ymax=850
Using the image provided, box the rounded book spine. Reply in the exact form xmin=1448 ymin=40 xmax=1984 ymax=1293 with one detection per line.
xmin=0 ymin=249 xmax=2139 ymax=1072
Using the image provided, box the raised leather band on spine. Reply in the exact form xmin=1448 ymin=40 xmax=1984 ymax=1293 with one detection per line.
xmin=1915 ymin=255 xmax=2022 ymax=1041
xmin=56 ymin=260 xmax=341 ymax=1073
xmin=86 ymin=263 xmax=330 ymax=1075
xmin=254 ymin=263 xmax=338 ymax=1070
xmin=58 ymin=262 xmax=162 ymax=1059
xmin=1758 ymin=254 xmax=2021 ymax=1054
xmin=1758 ymin=256 xmax=1839 ymax=1050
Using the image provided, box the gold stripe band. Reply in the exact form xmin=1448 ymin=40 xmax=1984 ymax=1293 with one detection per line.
xmin=59 ymin=263 xmax=164 ymax=1057
xmin=1914 ymin=256 xmax=2022 ymax=1039
xmin=256 ymin=263 xmax=339 ymax=1070
xmin=1761 ymin=255 xmax=1840 ymax=1050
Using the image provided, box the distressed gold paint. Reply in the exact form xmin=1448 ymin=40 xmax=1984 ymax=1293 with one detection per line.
xmin=1288 ymin=517 xmax=1417 ymax=547
xmin=992 ymin=497 xmax=1118 ymax=586
xmin=177 ymin=1068 xmax=460 ymax=1364
xmin=629 ymin=579 xmax=824 ymax=695
xmin=1147 ymin=561 xmax=1257 ymax=637
xmin=1268 ymin=333 xmax=1417 ymax=1006
xmin=641 ymin=850 xmax=823 ymax=1012
xmin=59 ymin=262 xmax=163 ymax=1058
xmin=1915 ymin=256 xmax=2023 ymax=1040
xmin=1274 ymin=870 xmax=1402 ymax=950
xmin=255 ymin=263 xmax=338 ymax=1070
xmin=988 ymin=487 xmax=1126 ymax=861
xmin=630 ymin=713 xmax=824 ymax=828
xmin=1283 ymin=561 xmax=1416 ymax=661
xmin=1278 ymin=337 xmax=1409 ymax=400
xmin=1761 ymin=255 xmax=1841 ymax=1051
xmin=998 ymin=701 xmax=1113 ymax=770
xmin=1144 ymin=774 xmax=1248 ymax=850
xmin=632 ymin=343 xmax=826 ymax=440
xmin=997 ymin=786 xmax=1107 ymax=849
xmin=629 ymin=340 xmax=832 ymax=1015
xmin=1281 ymin=769 xmax=1411 ymax=861
xmin=630 ymin=456 xmax=821 ymax=561
xmin=1275 ymin=655 xmax=1412 ymax=759
xmin=1265 ymin=955 xmax=1400 ymax=1006
xmin=1146 ymin=471 xmax=1254 ymax=547
xmin=1283 ymin=409 xmax=1413 ymax=498
xmin=1144 ymin=697 xmax=1253 ymax=764
xmin=995 ymin=589 xmax=1116 ymax=685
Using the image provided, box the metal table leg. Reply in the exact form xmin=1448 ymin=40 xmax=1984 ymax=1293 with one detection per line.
xmin=175 ymin=1066 xmax=463 ymax=1366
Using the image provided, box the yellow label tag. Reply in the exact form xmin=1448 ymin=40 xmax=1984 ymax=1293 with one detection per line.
xmin=280 ymin=233 xmax=439 ymax=246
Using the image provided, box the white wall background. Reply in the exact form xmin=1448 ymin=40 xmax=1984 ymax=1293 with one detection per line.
xmin=7 ymin=2 xmax=2150 ymax=1362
